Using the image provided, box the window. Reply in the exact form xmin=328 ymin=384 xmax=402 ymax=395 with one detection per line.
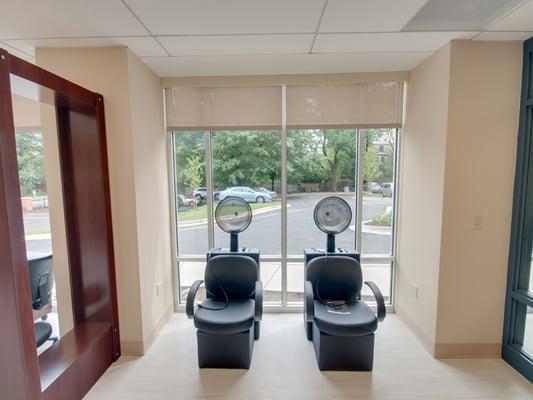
xmin=171 ymin=127 xmax=398 ymax=307
xmin=362 ymin=129 xmax=397 ymax=256
xmin=168 ymin=83 xmax=402 ymax=308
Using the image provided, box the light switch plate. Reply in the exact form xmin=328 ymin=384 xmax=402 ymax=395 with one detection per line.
xmin=473 ymin=215 xmax=483 ymax=230
xmin=411 ymin=282 xmax=419 ymax=299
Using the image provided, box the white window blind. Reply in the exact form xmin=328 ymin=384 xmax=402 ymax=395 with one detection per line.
xmin=165 ymin=81 xmax=404 ymax=130
xmin=286 ymin=82 xmax=404 ymax=128
xmin=165 ymin=86 xmax=282 ymax=129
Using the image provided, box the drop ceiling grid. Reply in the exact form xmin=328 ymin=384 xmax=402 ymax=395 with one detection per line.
xmin=0 ymin=0 xmax=531 ymax=75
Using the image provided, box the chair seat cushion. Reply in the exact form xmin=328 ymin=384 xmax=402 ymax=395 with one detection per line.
xmin=194 ymin=299 xmax=255 ymax=334
xmin=34 ymin=321 xmax=53 ymax=347
xmin=314 ymin=300 xmax=377 ymax=337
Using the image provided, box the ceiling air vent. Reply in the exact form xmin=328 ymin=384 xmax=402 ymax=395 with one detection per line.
xmin=403 ymin=0 xmax=527 ymax=31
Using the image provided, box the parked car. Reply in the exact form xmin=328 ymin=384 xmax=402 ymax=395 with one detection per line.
xmin=255 ymin=187 xmax=277 ymax=199
xmin=218 ymin=186 xmax=273 ymax=203
xmin=365 ymin=181 xmax=382 ymax=193
xmin=192 ymin=187 xmax=219 ymax=203
xmin=192 ymin=187 xmax=207 ymax=201
xmin=380 ymin=183 xmax=394 ymax=197
xmin=177 ymin=194 xmax=197 ymax=208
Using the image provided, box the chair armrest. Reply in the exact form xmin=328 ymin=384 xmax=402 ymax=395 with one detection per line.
xmin=186 ymin=280 xmax=204 ymax=319
xmin=254 ymin=281 xmax=263 ymax=321
xmin=304 ymin=281 xmax=314 ymax=322
xmin=364 ymin=281 xmax=386 ymax=322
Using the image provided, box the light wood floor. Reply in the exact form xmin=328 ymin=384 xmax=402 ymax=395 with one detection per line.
xmin=85 ymin=314 xmax=532 ymax=400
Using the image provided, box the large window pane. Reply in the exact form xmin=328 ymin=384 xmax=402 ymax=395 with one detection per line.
xmin=173 ymin=131 xmax=208 ymax=256
xmin=287 ymin=129 xmax=357 ymax=255
xmin=178 ymin=261 xmax=206 ymax=303
xmin=362 ymin=129 xmax=396 ymax=255
xmin=513 ymin=303 xmax=533 ymax=357
xmin=360 ymin=263 xmax=392 ymax=303
xmin=212 ymin=130 xmax=281 ymax=255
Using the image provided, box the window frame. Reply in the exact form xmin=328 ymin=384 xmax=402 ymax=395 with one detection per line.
xmin=166 ymin=86 xmax=401 ymax=311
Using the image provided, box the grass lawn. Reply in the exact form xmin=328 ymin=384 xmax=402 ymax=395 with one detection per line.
xmin=178 ymin=201 xmax=280 ymax=222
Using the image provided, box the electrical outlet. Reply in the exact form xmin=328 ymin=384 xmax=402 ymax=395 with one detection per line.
xmin=156 ymin=282 xmax=162 ymax=297
xmin=411 ymin=282 xmax=419 ymax=299
xmin=473 ymin=215 xmax=483 ymax=230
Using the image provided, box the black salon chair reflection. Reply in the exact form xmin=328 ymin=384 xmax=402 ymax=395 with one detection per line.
xmin=28 ymin=252 xmax=58 ymax=348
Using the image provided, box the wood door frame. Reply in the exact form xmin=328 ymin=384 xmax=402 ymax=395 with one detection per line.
xmin=0 ymin=48 xmax=120 ymax=399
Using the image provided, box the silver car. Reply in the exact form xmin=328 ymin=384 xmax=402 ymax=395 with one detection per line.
xmin=218 ymin=186 xmax=273 ymax=203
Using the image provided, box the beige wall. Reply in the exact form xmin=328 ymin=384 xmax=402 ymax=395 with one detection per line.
xmin=126 ymin=51 xmax=174 ymax=345
xmin=397 ymin=40 xmax=522 ymax=357
xmin=435 ymin=41 xmax=522 ymax=353
xmin=396 ymin=43 xmax=451 ymax=347
xmin=36 ymin=47 xmax=173 ymax=354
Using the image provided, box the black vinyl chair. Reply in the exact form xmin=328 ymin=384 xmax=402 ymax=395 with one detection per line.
xmin=304 ymin=255 xmax=385 ymax=371
xmin=28 ymin=253 xmax=57 ymax=348
xmin=186 ymin=254 xmax=263 ymax=369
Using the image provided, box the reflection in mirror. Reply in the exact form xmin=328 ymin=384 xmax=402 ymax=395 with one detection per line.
xmin=11 ymin=75 xmax=73 ymax=356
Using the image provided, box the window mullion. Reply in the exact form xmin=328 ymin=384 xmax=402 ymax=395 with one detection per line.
xmin=205 ymin=131 xmax=214 ymax=249
xmin=281 ymin=84 xmax=288 ymax=306
xmin=356 ymin=129 xmax=364 ymax=253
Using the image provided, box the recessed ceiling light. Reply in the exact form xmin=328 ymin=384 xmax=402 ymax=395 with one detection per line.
xmin=403 ymin=0 xmax=528 ymax=31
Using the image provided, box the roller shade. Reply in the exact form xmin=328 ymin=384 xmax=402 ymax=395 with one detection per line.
xmin=165 ymin=86 xmax=282 ymax=129
xmin=165 ymin=81 xmax=403 ymax=130
xmin=286 ymin=82 xmax=404 ymax=128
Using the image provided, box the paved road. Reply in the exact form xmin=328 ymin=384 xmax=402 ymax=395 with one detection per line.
xmin=24 ymin=209 xmax=52 ymax=253
xmin=25 ymin=192 xmax=394 ymax=256
xmin=178 ymin=192 xmax=393 ymax=256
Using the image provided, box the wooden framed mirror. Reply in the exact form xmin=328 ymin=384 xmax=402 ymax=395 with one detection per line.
xmin=0 ymin=48 xmax=120 ymax=400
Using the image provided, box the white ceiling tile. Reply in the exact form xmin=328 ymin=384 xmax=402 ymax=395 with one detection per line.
xmin=474 ymin=31 xmax=533 ymax=40
xmin=140 ymin=52 xmax=432 ymax=77
xmin=2 ymin=37 xmax=167 ymax=58
xmin=313 ymin=32 xmax=476 ymax=53
xmin=125 ymin=0 xmax=325 ymax=35
xmin=158 ymin=34 xmax=314 ymax=56
xmin=319 ymin=0 xmax=428 ymax=33
xmin=488 ymin=0 xmax=533 ymax=31
xmin=0 ymin=0 xmax=148 ymax=39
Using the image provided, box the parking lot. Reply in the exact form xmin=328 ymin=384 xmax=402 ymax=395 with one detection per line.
xmin=177 ymin=192 xmax=393 ymax=255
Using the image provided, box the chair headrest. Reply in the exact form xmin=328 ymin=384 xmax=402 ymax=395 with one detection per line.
xmin=205 ymin=254 xmax=258 ymax=299
xmin=306 ymin=255 xmax=362 ymax=301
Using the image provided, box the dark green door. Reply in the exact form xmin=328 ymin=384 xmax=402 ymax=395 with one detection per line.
xmin=502 ymin=37 xmax=533 ymax=382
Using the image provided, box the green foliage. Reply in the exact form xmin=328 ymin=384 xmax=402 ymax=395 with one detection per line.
xmin=287 ymin=129 xmax=356 ymax=190
xmin=15 ymin=132 xmax=46 ymax=196
xmin=363 ymin=146 xmax=381 ymax=182
xmin=183 ymin=155 xmax=203 ymax=189
xmin=212 ymin=130 xmax=281 ymax=189
xmin=369 ymin=210 xmax=392 ymax=226
xmin=173 ymin=128 xmax=395 ymax=194
xmin=174 ymin=131 xmax=205 ymax=194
